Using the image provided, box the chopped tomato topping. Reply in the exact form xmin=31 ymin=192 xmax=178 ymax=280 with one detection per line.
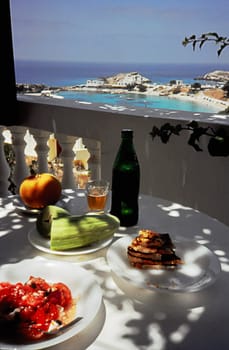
xmin=51 ymin=282 xmax=72 ymax=307
xmin=0 ymin=276 xmax=73 ymax=340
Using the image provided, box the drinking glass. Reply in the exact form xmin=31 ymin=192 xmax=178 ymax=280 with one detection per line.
xmin=86 ymin=180 xmax=109 ymax=212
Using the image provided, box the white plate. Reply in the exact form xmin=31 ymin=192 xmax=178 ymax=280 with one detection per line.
xmin=106 ymin=235 xmax=221 ymax=293
xmin=12 ymin=195 xmax=68 ymax=216
xmin=13 ymin=195 xmax=63 ymax=215
xmin=28 ymin=227 xmax=114 ymax=256
xmin=0 ymin=257 xmax=102 ymax=349
xmin=13 ymin=196 xmax=41 ymax=215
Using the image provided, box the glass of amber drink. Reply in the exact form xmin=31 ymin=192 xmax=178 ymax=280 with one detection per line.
xmin=86 ymin=180 xmax=109 ymax=212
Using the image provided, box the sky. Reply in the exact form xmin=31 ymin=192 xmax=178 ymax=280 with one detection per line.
xmin=10 ymin=0 xmax=229 ymax=64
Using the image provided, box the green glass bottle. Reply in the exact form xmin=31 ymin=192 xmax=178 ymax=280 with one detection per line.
xmin=110 ymin=129 xmax=140 ymax=227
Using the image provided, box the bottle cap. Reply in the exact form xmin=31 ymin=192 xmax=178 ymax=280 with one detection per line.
xmin=121 ymin=129 xmax=133 ymax=137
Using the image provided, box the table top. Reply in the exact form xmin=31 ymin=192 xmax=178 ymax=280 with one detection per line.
xmin=0 ymin=190 xmax=229 ymax=350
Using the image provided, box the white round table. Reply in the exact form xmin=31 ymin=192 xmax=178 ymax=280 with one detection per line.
xmin=0 ymin=191 xmax=229 ymax=350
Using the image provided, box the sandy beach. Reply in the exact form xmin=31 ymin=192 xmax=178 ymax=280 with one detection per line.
xmin=146 ymin=83 xmax=229 ymax=109
xmin=59 ymin=83 xmax=229 ymax=112
xmin=149 ymin=89 xmax=229 ymax=111
xmin=23 ymin=80 xmax=229 ymax=113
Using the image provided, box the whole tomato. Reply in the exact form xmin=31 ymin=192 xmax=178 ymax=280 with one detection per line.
xmin=19 ymin=173 xmax=62 ymax=209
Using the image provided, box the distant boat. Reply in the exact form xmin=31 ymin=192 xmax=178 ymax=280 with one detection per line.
xmin=41 ymin=90 xmax=64 ymax=99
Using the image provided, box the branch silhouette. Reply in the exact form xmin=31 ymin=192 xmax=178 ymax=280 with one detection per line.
xmin=150 ymin=121 xmax=229 ymax=157
xmin=182 ymin=32 xmax=229 ymax=56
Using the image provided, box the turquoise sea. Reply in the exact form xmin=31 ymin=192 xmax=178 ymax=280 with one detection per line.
xmin=59 ymin=90 xmax=221 ymax=113
xmin=15 ymin=60 xmax=229 ymax=113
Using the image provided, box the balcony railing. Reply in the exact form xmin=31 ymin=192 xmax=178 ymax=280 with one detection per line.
xmin=1 ymin=94 xmax=229 ymax=227
xmin=1 ymin=125 xmax=101 ymax=194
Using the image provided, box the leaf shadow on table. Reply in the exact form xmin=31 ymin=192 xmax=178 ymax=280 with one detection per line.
xmin=1 ymin=195 xmax=229 ymax=349
xmin=81 ymin=190 xmax=229 ymax=350
xmin=102 ymin=270 xmax=227 ymax=350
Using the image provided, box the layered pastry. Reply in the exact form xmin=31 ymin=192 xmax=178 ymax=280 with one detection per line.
xmin=127 ymin=229 xmax=183 ymax=269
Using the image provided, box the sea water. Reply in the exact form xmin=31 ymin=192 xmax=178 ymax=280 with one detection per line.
xmin=15 ymin=60 xmax=229 ymax=113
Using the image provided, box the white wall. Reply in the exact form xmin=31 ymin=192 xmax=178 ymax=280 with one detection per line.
xmin=17 ymin=96 xmax=229 ymax=227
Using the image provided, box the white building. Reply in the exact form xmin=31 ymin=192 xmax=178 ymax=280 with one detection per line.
xmin=116 ymin=73 xmax=150 ymax=87
xmin=86 ymin=79 xmax=104 ymax=87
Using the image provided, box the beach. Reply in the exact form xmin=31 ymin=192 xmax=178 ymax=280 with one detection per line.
xmin=52 ymin=81 xmax=229 ymax=113
xmin=16 ymin=61 xmax=229 ymax=114
xmin=145 ymin=86 xmax=229 ymax=111
xmin=24 ymin=85 xmax=228 ymax=113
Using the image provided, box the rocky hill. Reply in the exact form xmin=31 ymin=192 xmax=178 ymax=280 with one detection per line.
xmin=103 ymin=72 xmax=151 ymax=85
xmin=196 ymin=70 xmax=229 ymax=82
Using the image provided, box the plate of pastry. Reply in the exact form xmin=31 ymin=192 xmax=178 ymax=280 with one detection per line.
xmin=106 ymin=230 xmax=221 ymax=293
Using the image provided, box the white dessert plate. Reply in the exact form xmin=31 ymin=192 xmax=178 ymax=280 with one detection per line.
xmin=106 ymin=235 xmax=221 ymax=293
xmin=12 ymin=195 xmax=41 ymax=215
xmin=0 ymin=257 xmax=102 ymax=349
xmin=28 ymin=227 xmax=114 ymax=256
xmin=12 ymin=195 xmax=68 ymax=215
xmin=12 ymin=191 xmax=88 ymax=216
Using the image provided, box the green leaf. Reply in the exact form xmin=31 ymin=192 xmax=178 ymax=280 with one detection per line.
xmin=149 ymin=126 xmax=159 ymax=139
xmin=206 ymin=32 xmax=219 ymax=38
xmin=199 ymin=39 xmax=207 ymax=49
xmin=188 ymin=133 xmax=203 ymax=152
xmin=187 ymin=120 xmax=199 ymax=129
xmin=182 ymin=37 xmax=188 ymax=46
xmin=171 ymin=124 xmax=182 ymax=135
xmin=160 ymin=131 xmax=171 ymax=144
xmin=217 ymin=43 xmax=227 ymax=56
xmin=208 ymin=136 xmax=229 ymax=157
xmin=192 ymin=41 xmax=197 ymax=51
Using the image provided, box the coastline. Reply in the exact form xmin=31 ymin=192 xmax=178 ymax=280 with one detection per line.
xmin=149 ymin=89 xmax=229 ymax=111
xmin=33 ymin=84 xmax=228 ymax=112
xmin=122 ymin=86 xmax=229 ymax=111
xmin=24 ymin=87 xmax=228 ymax=112
xmin=20 ymin=70 xmax=229 ymax=113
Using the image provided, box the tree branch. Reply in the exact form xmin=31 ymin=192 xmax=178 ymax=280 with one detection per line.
xmin=182 ymin=32 xmax=229 ymax=56
xmin=150 ymin=121 xmax=229 ymax=156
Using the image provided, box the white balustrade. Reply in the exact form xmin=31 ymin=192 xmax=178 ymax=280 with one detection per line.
xmin=0 ymin=126 xmax=11 ymax=196
xmin=57 ymin=134 xmax=77 ymax=190
xmin=11 ymin=126 xmax=30 ymax=193
xmin=0 ymin=124 xmax=101 ymax=196
xmin=33 ymin=129 xmax=50 ymax=173
xmin=83 ymin=138 xmax=101 ymax=180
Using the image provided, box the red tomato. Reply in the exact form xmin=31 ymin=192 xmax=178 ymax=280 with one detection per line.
xmin=26 ymin=276 xmax=51 ymax=292
xmin=0 ymin=277 xmax=73 ymax=340
xmin=18 ymin=321 xmax=45 ymax=340
xmin=51 ymin=282 xmax=72 ymax=307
